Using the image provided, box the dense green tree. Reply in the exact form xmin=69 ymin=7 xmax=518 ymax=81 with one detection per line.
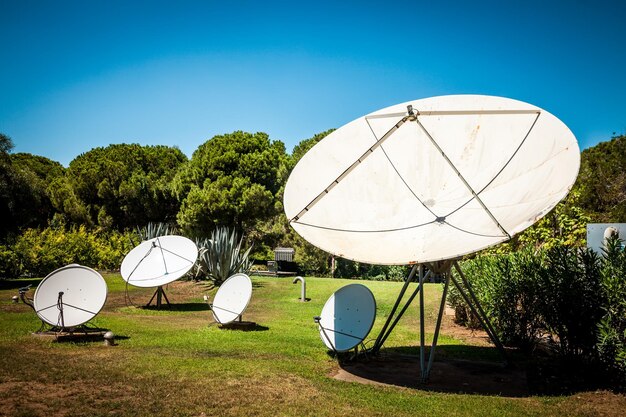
xmin=288 ymin=128 xmax=335 ymax=170
xmin=10 ymin=153 xmax=65 ymax=181
xmin=0 ymin=135 xmax=58 ymax=239
xmin=174 ymin=131 xmax=287 ymax=236
xmin=265 ymin=129 xmax=336 ymax=274
xmin=0 ymin=133 xmax=13 ymax=155
xmin=575 ymin=134 xmax=626 ymax=222
xmin=52 ymin=144 xmax=187 ymax=229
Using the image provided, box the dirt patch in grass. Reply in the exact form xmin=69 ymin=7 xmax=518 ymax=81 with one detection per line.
xmin=104 ymin=280 xmax=212 ymax=310
xmin=556 ymin=391 xmax=626 ymax=417
xmin=439 ymin=315 xmax=492 ymax=347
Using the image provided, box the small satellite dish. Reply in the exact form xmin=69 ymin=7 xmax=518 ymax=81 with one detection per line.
xmin=587 ymin=223 xmax=626 ymax=253
xmin=284 ymin=95 xmax=580 ymax=264
xmin=121 ymin=235 xmax=198 ymax=288
xmin=211 ymin=273 xmax=253 ymax=324
xmin=33 ymin=264 xmax=107 ymax=328
xmin=317 ymin=284 xmax=376 ymax=352
xmin=604 ymin=227 xmax=619 ymax=241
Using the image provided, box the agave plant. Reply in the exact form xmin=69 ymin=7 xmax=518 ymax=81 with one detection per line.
xmin=133 ymin=222 xmax=177 ymax=245
xmin=196 ymin=226 xmax=253 ymax=286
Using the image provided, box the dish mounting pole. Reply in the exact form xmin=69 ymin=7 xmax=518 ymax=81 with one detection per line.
xmin=57 ymin=291 xmax=66 ymax=329
xmin=370 ymin=264 xmax=424 ymax=354
xmin=146 ymin=286 xmax=171 ymax=310
xmin=368 ymin=260 xmax=508 ymax=382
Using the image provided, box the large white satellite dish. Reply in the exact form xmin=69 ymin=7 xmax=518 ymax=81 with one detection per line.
xmin=287 ymin=94 xmax=580 ymax=380
xmin=121 ymin=235 xmax=198 ymax=288
xmin=210 ymin=273 xmax=253 ymax=324
xmin=284 ymin=95 xmax=580 ymax=264
xmin=33 ymin=264 xmax=107 ymax=328
xmin=316 ymin=284 xmax=376 ymax=352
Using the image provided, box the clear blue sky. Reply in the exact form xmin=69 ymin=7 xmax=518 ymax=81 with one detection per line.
xmin=1 ymin=0 xmax=625 ymax=166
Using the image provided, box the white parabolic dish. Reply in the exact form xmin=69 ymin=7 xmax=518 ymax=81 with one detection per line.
xmin=120 ymin=235 xmax=198 ymax=288
xmin=318 ymin=284 xmax=376 ymax=352
xmin=211 ymin=273 xmax=253 ymax=324
xmin=33 ymin=264 xmax=108 ymax=327
xmin=284 ymin=95 xmax=580 ymax=264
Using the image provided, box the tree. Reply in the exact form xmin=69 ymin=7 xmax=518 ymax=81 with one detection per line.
xmin=575 ymin=135 xmax=626 ymax=222
xmin=52 ymin=144 xmax=187 ymax=229
xmin=174 ymin=131 xmax=287 ymax=236
xmin=10 ymin=153 xmax=65 ymax=181
xmin=289 ymin=128 xmax=335 ymax=170
xmin=0 ymin=135 xmax=59 ymax=239
xmin=262 ymin=129 xmax=336 ymax=274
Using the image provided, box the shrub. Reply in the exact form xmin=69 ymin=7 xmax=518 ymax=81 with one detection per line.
xmin=195 ymin=226 xmax=252 ymax=286
xmin=539 ymin=246 xmax=604 ymax=359
xmin=1 ymin=225 xmax=134 ymax=277
xmin=597 ymin=237 xmax=626 ymax=388
xmin=449 ymin=248 xmax=545 ymax=351
xmin=450 ymin=240 xmax=626 ymax=388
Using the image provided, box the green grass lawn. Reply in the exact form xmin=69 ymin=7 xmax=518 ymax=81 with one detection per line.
xmin=0 ymin=275 xmax=623 ymax=417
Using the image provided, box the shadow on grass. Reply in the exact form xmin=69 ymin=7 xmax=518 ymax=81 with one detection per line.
xmin=142 ymin=302 xmax=210 ymax=312
xmin=31 ymin=327 xmax=132 ymax=345
xmin=335 ymin=344 xmax=618 ymax=396
xmin=216 ymin=322 xmax=270 ymax=332
xmin=385 ymin=344 xmax=514 ymax=363
xmin=56 ymin=334 xmax=132 ymax=345
xmin=335 ymin=345 xmax=528 ymax=397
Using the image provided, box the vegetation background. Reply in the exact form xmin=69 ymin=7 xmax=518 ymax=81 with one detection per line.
xmin=1 ymin=130 xmax=625 ymax=390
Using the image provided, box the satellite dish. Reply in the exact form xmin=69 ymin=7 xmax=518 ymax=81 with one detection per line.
xmin=604 ymin=226 xmax=619 ymax=241
xmin=317 ymin=284 xmax=376 ymax=352
xmin=211 ymin=273 xmax=253 ymax=324
xmin=284 ymin=95 xmax=580 ymax=264
xmin=121 ymin=235 xmax=198 ymax=288
xmin=33 ymin=264 xmax=107 ymax=327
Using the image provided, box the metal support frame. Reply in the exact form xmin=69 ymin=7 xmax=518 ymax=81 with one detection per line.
xmin=423 ymin=272 xmax=450 ymax=381
xmin=210 ymin=303 xmax=244 ymax=324
xmin=146 ymin=285 xmax=171 ymax=309
xmin=57 ymin=291 xmax=66 ymax=329
xmin=451 ymin=261 xmax=508 ymax=364
xmin=371 ymin=264 xmax=421 ymax=353
xmin=368 ymin=260 xmax=508 ymax=382
xmin=314 ymin=316 xmax=367 ymax=360
xmin=419 ymin=266 xmax=426 ymax=375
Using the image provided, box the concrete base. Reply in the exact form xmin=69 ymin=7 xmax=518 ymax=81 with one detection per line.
xmin=31 ymin=328 xmax=107 ymax=341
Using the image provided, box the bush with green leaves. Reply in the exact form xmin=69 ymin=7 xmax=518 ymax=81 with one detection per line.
xmin=450 ymin=240 xmax=626 ymax=387
xmin=194 ymin=226 xmax=252 ymax=286
xmin=538 ymin=246 xmax=604 ymax=358
xmin=596 ymin=237 xmax=626 ymax=388
xmin=1 ymin=225 xmax=134 ymax=277
xmin=450 ymin=247 xmax=546 ymax=351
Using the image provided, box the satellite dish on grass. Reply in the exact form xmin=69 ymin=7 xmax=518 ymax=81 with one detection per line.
xmin=284 ymin=95 xmax=579 ymax=264
xmin=121 ymin=235 xmax=198 ymax=309
xmin=210 ymin=273 xmax=253 ymax=324
xmin=121 ymin=235 xmax=198 ymax=287
xmin=33 ymin=264 xmax=107 ymax=328
xmin=285 ymin=94 xmax=580 ymax=380
xmin=316 ymin=284 xmax=376 ymax=352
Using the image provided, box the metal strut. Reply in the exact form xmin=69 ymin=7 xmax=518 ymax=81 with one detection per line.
xmin=291 ymin=107 xmax=415 ymax=223
xmin=423 ymin=272 xmax=450 ymax=381
xmin=451 ymin=261 xmax=508 ymax=364
xmin=367 ymin=261 xmax=508 ymax=383
xmin=370 ymin=264 xmax=420 ymax=353
xmin=314 ymin=316 xmax=366 ymax=359
xmin=146 ymin=286 xmax=171 ymax=310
